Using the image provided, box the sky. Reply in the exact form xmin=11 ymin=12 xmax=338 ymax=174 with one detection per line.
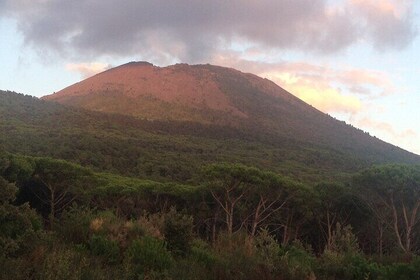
xmin=0 ymin=0 xmax=419 ymax=155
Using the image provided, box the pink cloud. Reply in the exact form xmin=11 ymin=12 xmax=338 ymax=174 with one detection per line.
xmin=66 ymin=62 xmax=111 ymax=78
xmin=210 ymin=54 xmax=399 ymax=114
xmin=262 ymin=72 xmax=362 ymax=114
xmin=350 ymin=0 xmax=411 ymax=19
xmin=356 ymin=117 xmax=418 ymax=139
xmin=335 ymin=69 xmax=396 ymax=96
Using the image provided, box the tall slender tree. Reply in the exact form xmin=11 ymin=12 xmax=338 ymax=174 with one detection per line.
xmin=354 ymin=165 xmax=420 ymax=255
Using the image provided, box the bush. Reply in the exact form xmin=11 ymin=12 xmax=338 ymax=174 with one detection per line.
xmin=189 ymin=239 xmax=219 ymax=269
xmin=56 ymin=205 xmax=96 ymax=245
xmin=254 ymin=228 xmax=280 ymax=271
xmin=89 ymin=235 xmax=120 ymax=264
xmin=342 ymin=254 xmax=381 ymax=280
xmin=88 ymin=210 xmax=144 ymax=250
xmin=124 ymin=236 xmax=172 ymax=278
xmin=0 ymin=256 xmax=34 ymax=280
xmin=0 ymin=177 xmax=43 ymax=258
xmin=163 ymin=207 xmax=194 ymax=256
xmin=316 ymin=249 xmax=382 ymax=280
xmin=167 ymin=239 xmax=225 ymax=280
xmin=212 ymin=231 xmax=272 ymax=280
xmin=315 ymin=223 xmax=383 ymax=280
xmin=329 ymin=223 xmax=360 ymax=255
xmin=136 ymin=212 xmax=164 ymax=239
xmin=277 ymin=241 xmax=316 ymax=280
xmin=39 ymin=246 xmax=86 ymax=280
xmin=382 ymin=257 xmax=420 ymax=280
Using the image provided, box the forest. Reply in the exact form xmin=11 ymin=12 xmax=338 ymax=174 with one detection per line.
xmin=1 ymin=151 xmax=420 ymax=279
xmin=1 ymin=91 xmax=420 ymax=279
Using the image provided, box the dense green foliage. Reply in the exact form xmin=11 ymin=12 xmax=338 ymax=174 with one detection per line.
xmin=1 ymin=90 xmax=420 ymax=279
xmin=0 ymin=150 xmax=419 ymax=279
xmin=1 ymin=91 xmax=419 ymax=184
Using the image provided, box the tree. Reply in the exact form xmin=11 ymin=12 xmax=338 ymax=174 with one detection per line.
xmin=354 ymin=165 xmax=420 ymax=255
xmin=203 ymin=163 xmax=261 ymax=235
xmin=351 ymin=181 xmax=390 ymax=257
xmin=275 ymin=183 xmax=314 ymax=246
xmin=31 ymin=157 xmax=94 ymax=229
xmin=202 ymin=163 xmax=300 ymax=238
xmin=245 ymin=172 xmax=298 ymax=237
xmin=0 ymin=154 xmax=34 ymax=183
xmin=0 ymin=176 xmax=41 ymax=258
xmin=314 ymin=182 xmax=353 ymax=251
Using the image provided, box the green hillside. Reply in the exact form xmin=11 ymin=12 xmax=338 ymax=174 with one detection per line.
xmin=1 ymin=91 xmax=418 ymax=184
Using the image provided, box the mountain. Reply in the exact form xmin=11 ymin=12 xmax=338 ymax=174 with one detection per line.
xmin=1 ymin=62 xmax=419 ymax=183
xmin=44 ymin=62 xmax=247 ymax=125
xmin=44 ymin=62 xmax=419 ymax=161
xmin=44 ymin=62 xmax=327 ymax=130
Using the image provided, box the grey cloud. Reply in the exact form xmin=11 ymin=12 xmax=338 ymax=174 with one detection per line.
xmin=369 ymin=14 xmax=416 ymax=50
xmin=351 ymin=1 xmax=417 ymax=51
xmin=1 ymin=0 xmax=417 ymax=62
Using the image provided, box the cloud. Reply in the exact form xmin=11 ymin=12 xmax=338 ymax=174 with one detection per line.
xmin=263 ymin=72 xmax=362 ymax=114
xmin=210 ymin=54 xmax=399 ymax=114
xmin=349 ymin=0 xmax=416 ymax=50
xmin=357 ymin=117 xmax=403 ymax=138
xmin=1 ymin=0 xmax=416 ymax=62
xmin=65 ymin=62 xmax=111 ymax=78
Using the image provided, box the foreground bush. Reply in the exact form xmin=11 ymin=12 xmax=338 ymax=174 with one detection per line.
xmin=163 ymin=207 xmax=194 ymax=256
xmin=277 ymin=241 xmax=316 ymax=280
xmin=124 ymin=236 xmax=173 ymax=279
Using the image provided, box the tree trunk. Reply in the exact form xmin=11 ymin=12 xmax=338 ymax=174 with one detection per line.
xmin=49 ymin=187 xmax=55 ymax=230
xmin=250 ymin=198 xmax=264 ymax=237
xmin=378 ymin=223 xmax=383 ymax=259
xmin=326 ymin=211 xmax=332 ymax=250
xmin=212 ymin=208 xmax=219 ymax=244
xmin=391 ymin=197 xmax=407 ymax=254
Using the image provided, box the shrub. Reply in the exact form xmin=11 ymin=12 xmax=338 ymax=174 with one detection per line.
xmin=89 ymin=235 xmax=120 ymax=264
xmin=212 ymin=231 xmax=269 ymax=280
xmin=277 ymin=241 xmax=316 ymax=280
xmin=56 ymin=205 xmax=96 ymax=245
xmin=136 ymin=212 xmax=164 ymax=239
xmin=341 ymin=254 xmax=381 ymax=280
xmin=124 ymin=236 xmax=172 ymax=278
xmin=316 ymin=248 xmax=382 ymax=279
xmin=254 ymin=228 xmax=280 ymax=271
xmin=39 ymin=246 xmax=86 ymax=280
xmin=163 ymin=207 xmax=194 ymax=256
xmin=88 ymin=210 xmax=143 ymax=250
xmin=328 ymin=223 xmax=360 ymax=255
xmin=314 ymin=223 xmax=383 ymax=280
xmin=383 ymin=257 xmax=420 ymax=280
xmin=189 ymin=239 xmax=219 ymax=269
xmin=0 ymin=177 xmax=43 ymax=258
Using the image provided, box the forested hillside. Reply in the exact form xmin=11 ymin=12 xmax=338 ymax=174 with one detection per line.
xmin=44 ymin=62 xmax=420 ymax=166
xmin=1 ymin=91 xmax=419 ymax=184
xmin=1 ymin=87 xmax=420 ymax=279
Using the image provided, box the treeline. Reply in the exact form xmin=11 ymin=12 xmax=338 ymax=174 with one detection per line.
xmin=1 ymin=151 xmax=419 ymax=279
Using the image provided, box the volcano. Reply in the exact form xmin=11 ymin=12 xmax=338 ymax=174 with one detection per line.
xmin=43 ymin=62 xmax=419 ymax=164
